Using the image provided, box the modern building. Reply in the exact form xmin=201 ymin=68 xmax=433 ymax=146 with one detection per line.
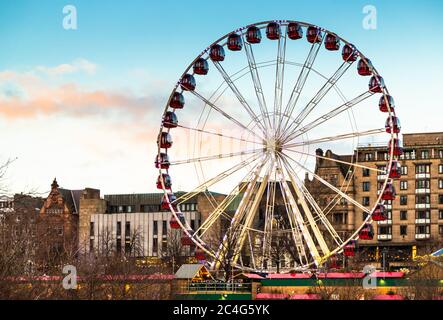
xmin=306 ymin=132 xmax=443 ymax=266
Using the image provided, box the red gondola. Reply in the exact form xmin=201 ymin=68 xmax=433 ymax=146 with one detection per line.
xmin=381 ymin=182 xmax=396 ymax=201
xmin=180 ymin=74 xmax=196 ymax=91
xmin=379 ymin=95 xmax=395 ymax=113
xmin=159 ymin=132 xmax=173 ymax=149
xmin=344 ymin=240 xmax=357 ymax=257
xmin=156 ymin=174 xmax=172 ymax=190
xmin=372 ymin=204 xmax=387 ymax=221
xmin=342 ymin=44 xmax=358 ymax=62
xmin=307 ymin=26 xmax=322 ymax=43
xmin=169 ymin=216 xmax=180 ymax=229
xmin=287 ymin=22 xmax=303 ymax=40
xmin=369 ymin=75 xmax=385 ymax=93
xmin=161 ymin=193 xmax=177 ymax=210
xmin=246 ymin=26 xmax=262 ymax=44
xmin=155 ymin=153 xmax=170 ymax=169
xmin=325 ymin=33 xmax=340 ymax=51
xmin=195 ymin=249 xmax=205 ymax=260
xmin=169 ymin=92 xmax=184 ymax=109
xmin=227 ymin=34 xmax=242 ymax=51
xmin=266 ymin=22 xmax=281 ymax=40
xmin=388 ymin=138 xmax=403 ymax=156
xmin=163 ymin=111 xmax=178 ymax=128
xmin=388 ymin=161 xmax=401 ymax=179
xmin=193 ymin=58 xmax=209 ymax=75
xmin=181 ymin=233 xmax=193 ymax=246
xmin=359 ymin=223 xmax=374 ymax=240
xmin=209 ymin=44 xmax=225 ymax=62
xmin=357 ymin=58 xmax=373 ymax=76
xmin=385 ymin=116 xmax=401 ymax=134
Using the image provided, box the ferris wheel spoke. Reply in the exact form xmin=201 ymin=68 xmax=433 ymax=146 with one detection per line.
xmin=278 ymin=156 xmax=331 ymax=256
xmin=282 ymin=153 xmax=371 ymax=214
xmin=170 ymin=148 xmax=263 ymax=166
xmin=280 ymin=60 xmax=354 ymax=139
xmin=174 ymin=153 xmax=261 ymax=205
xmin=283 ymin=148 xmax=386 ymax=173
xmin=283 ymin=127 xmax=385 ymax=149
xmin=243 ymin=40 xmax=272 ymax=132
xmin=174 ymin=123 xmax=263 ymax=145
xmin=279 ymin=155 xmax=344 ymax=247
xmin=282 ymin=90 xmax=375 ymax=144
xmin=281 ymin=39 xmax=324 ymax=131
xmin=275 ymin=161 xmax=322 ymax=266
xmin=273 ymin=30 xmax=287 ymax=135
xmin=214 ymin=155 xmax=270 ymax=270
xmin=190 ymin=90 xmax=265 ymax=141
xmin=212 ymin=61 xmax=268 ymax=136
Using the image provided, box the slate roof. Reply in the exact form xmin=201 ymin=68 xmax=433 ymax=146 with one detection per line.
xmin=175 ymin=264 xmax=208 ymax=279
xmin=58 ymin=188 xmax=82 ymax=214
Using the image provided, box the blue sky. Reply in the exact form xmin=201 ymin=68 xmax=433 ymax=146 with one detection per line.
xmin=0 ymin=0 xmax=442 ymax=195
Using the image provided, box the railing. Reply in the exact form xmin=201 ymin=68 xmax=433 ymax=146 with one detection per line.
xmin=185 ymin=282 xmax=251 ymax=293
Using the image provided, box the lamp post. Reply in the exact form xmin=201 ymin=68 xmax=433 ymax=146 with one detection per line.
xmin=382 ymin=247 xmax=388 ymax=272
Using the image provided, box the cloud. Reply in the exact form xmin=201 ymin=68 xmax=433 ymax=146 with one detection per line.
xmin=35 ymin=59 xmax=97 ymax=76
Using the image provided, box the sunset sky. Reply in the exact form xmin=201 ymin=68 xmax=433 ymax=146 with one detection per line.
xmin=0 ymin=0 xmax=442 ymax=196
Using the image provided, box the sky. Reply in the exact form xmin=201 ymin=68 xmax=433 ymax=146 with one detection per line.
xmin=0 ymin=0 xmax=442 ymax=196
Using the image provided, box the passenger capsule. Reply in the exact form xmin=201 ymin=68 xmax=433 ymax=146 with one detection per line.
xmin=161 ymin=193 xmax=177 ymax=210
xmin=381 ymin=182 xmax=396 ymax=201
xmin=209 ymin=44 xmax=225 ymax=62
xmin=169 ymin=216 xmax=180 ymax=229
xmin=159 ymin=132 xmax=173 ymax=149
xmin=287 ymin=22 xmax=303 ymax=40
xmin=344 ymin=240 xmax=357 ymax=257
xmin=193 ymin=58 xmax=209 ymax=75
xmin=157 ymin=174 xmax=172 ymax=190
xmin=266 ymin=22 xmax=281 ymax=40
xmin=246 ymin=26 xmax=262 ymax=44
xmin=155 ymin=153 xmax=170 ymax=169
xmin=180 ymin=74 xmax=196 ymax=91
xmin=306 ymin=26 xmax=322 ymax=43
xmin=342 ymin=44 xmax=358 ymax=62
xmin=169 ymin=92 xmax=185 ymax=109
xmin=369 ymin=75 xmax=385 ymax=93
xmin=181 ymin=233 xmax=193 ymax=246
xmin=385 ymin=116 xmax=401 ymax=134
xmin=357 ymin=58 xmax=373 ymax=76
xmin=227 ymin=34 xmax=242 ymax=51
xmin=388 ymin=161 xmax=401 ymax=179
xmin=195 ymin=248 xmax=206 ymax=261
xmin=359 ymin=223 xmax=374 ymax=240
xmin=325 ymin=33 xmax=340 ymax=51
xmin=163 ymin=111 xmax=178 ymax=129
xmin=372 ymin=204 xmax=387 ymax=221
xmin=379 ymin=95 xmax=395 ymax=113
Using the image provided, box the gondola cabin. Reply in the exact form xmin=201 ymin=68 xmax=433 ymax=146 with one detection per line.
xmin=266 ymin=22 xmax=281 ymax=40
xmin=382 ymin=183 xmax=396 ymax=201
xmin=344 ymin=240 xmax=357 ymax=257
xmin=287 ymin=22 xmax=303 ymax=40
xmin=357 ymin=58 xmax=373 ymax=76
xmin=180 ymin=74 xmax=196 ymax=91
xmin=385 ymin=116 xmax=401 ymax=134
xmin=246 ymin=26 xmax=262 ymax=44
xmin=372 ymin=204 xmax=387 ymax=221
xmin=388 ymin=161 xmax=401 ymax=179
xmin=306 ymin=26 xmax=322 ymax=43
xmin=389 ymin=138 xmax=403 ymax=156
xmin=342 ymin=44 xmax=358 ymax=62
xmin=155 ymin=153 xmax=170 ymax=169
xmin=193 ymin=58 xmax=209 ymax=75
xmin=161 ymin=193 xmax=177 ymax=210
xmin=163 ymin=111 xmax=178 ymax=128
xmin=209 ymin=44 xmax=225 ymax=62
xmin=325 ymin=33 xmax=340 ymax=51
xmin=195 ymin=249 xmax=205 ymax=261
xmin=169 ymin=92 xmax=185 ymax=109
xmin=169 ymin=216 xmax=180 ymax=229
xmin=227 ymin=34 xmax=242 ymax=51
xmin=159 ymin=132 xmax=173 ymax=149
xmin=359 ymin=223 xmax=374 ymax=240
xmin=156 ymin=174 xmax=172 ymax=190
xmin=181 ymin=233 xmax=193 ymax=246
xmin=369 ymin=75 xmax=385 ymax=93
xmin=379 ymin=95 xmax=395 ymax=113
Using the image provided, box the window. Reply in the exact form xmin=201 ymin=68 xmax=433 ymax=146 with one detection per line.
xmin=117 ymin=221 xmax=122 ymax=236
xmin=118 ymin=205 xmax=123 ymax=213
xmin=439 ymin=210 xmax=443 ymax=220
xmin=420 ymin=150 xmax=429 ymax=159
xmin=416 ymin=195 xmax=430 ymax=204
xmin=416 ymin=211 xmax=430 ymax=219
xmin=378 ymin=152 xmax=388 ymax=161
xmin=439 ymin=179 xmax=443 ymax=189
xmin=363 ymin=182 xmax=370 ymax=192
xmin=162 ymin=239 xmax=167 ymax=254
xmin=57 ymin=226 xmax=64 ymax=236
xmin=400 ymin=181 xmax=408 ymax=190
xmin=439 ymin=150 xmax=443 ymax=158
xmin=191 ymin=219 xmax=195 ymax=230
xmin=403 ymin=150 xmax=416 ymax=160
xmin=416 ymin=225 xmax=430 ymax=235
xmin=162 ymin=220 xmax=167 ymax=236
xmin=153 ymin=221 xmax=158 ymax=236
xmin=400 ymin=195 xmax=408 ymax=206
xmin=378 ymin=226 xmax=392 ymax=235
xmin=400 ymin=211 xmax=408 ymax=220
xmin=125 ymin=241 xmax=131 ymax=254
xmin=440 ymin=164 xmax=443 ymax=174
xmin=153 ymin=238 xmax=158 ymax=256
xmin=90 ymin=239 xmax=94 ymax=252
xmin=364 ymin=153 xmax=373 ymax=161
xmin=116 ymin=239 xmax=122 ymax=253
xmin=362 ymin=212 xmax=369 ymax=220
xmin=440 ymin=195 xmax=443 ymax=205
xmin=416 ymin=164 xmax=430 ymax=174
xmin=439 ymin=225 xmax=443 ymax=235
xmin=377 ymin=165 xmax=386 ymax=176
xmin=401 ymin=165 xmax=408 ymax=175
xmin=400 ymin=225 xmax=407 ymax=236
xmin=90 ymin=222 xmax=94 ymax=236
xmin=362 ymin=168 xmax=370 ymax=177
xmin=125 ymin=221 xmax=131 ymax=237
xmin=416 ymin=180 xmax=430 ymax=189
xmin=362 ymin=197 xmax=370 ymax=206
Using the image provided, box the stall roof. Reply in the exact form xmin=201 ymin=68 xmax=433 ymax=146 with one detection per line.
xmin=234 ymin=273 xmax=265 ymax=280
xmin=373 ymin=294 xmax=404 ymax=300
xmin=316 ymin=272 xmax=365 ymax=279
xmin=266 ymin=273 xmax=312 ymax=279
xmin=289 ymin=294 xmax=321 ymax=300
xmin=175 ymin=264 xmax=212 ymax=280
xmin=256 ymin=293 xmax=288 ymax=300
xmin=369 ymin=272 xmax=404 ymax=278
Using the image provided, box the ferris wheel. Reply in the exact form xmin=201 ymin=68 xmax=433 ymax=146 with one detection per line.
xmin=156 ymin=20 xmax=401 ymax=273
